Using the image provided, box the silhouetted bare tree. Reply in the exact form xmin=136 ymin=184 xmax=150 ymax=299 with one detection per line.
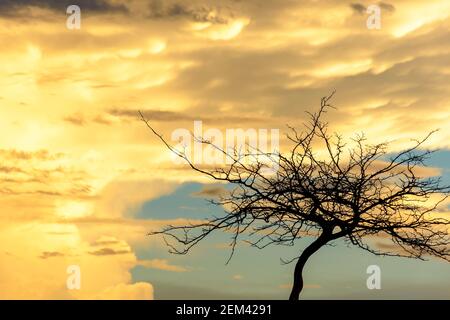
xmin=140 ymin=92 xmax=450 ymax=300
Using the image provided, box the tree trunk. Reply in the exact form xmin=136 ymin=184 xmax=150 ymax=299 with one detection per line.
xmin=289 ymin=233 xmax=329 ymax=300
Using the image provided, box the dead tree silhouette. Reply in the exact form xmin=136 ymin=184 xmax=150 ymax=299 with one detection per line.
xmin=140 ymin=92 xmax=450 ymax=300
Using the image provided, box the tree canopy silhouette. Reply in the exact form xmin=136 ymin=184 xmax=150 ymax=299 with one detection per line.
xmin=140 ymin=92 xmax=450 ymax=300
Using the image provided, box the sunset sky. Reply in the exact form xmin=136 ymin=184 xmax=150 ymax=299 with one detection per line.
xmin=0 ymin=0 xmax=449 ymax=299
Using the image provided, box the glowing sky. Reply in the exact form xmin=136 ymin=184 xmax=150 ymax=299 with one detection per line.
xmin=0 ymin=0 xmax=449 ymax=299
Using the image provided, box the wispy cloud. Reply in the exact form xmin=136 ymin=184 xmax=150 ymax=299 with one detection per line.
xmin=137 ymin=259 xmax=189 ymax=272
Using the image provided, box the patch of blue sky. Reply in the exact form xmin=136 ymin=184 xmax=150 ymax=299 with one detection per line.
xmin=132 ymin=180 xmax=450 ymax=299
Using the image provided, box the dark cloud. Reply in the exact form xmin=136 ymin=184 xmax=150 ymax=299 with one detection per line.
xmin=350 ymin=2 xmax=395 ymax=15
xmin=64 ymin=113 xmax=86 ymax=126
xmin=378 ymin=2 xmax=395 ymax=13
xmin=39 ymin=251 xmax=65 ymax=259
xmin=148 ymin=0 xmax=229 ymax=24
xmin=92 ymin=115 xmax=114 ymax=125
xmin=191 ymin=185 xmax=227 ymax=198
xmin=349 ymin=3 xmax=366 ymax=15
xmin=111 ymin=108 xmax=194 ymax=122
xmin=108 ymin=108 xmax=266 ymax=125
xmin=88 ymin=247 xmax=131 ymax=256
xmin=46 ymin=231 xmax=75 ymax=235
xmin=0 ymin=0 xmax=128 ymax=16
xmin=0 ymin=166 xmax=26 ymax=174
xmin=91 ymin=238 xmax=121 ymax=246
